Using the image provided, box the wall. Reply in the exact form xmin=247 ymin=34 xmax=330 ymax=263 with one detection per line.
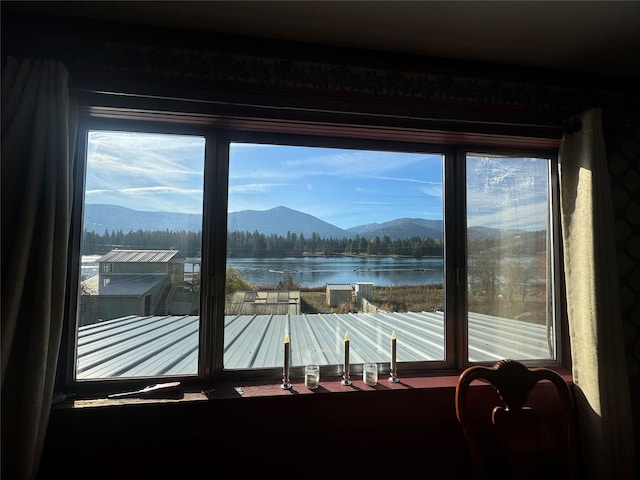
xmin=97 ymin=295 xmax=142 ymax=321
xmin=113 ymin=263 xmax=167 ymax=274
xmin=605 ymin=120 xmax=640 ymax=459
xmin=38 ymin=381 xmax=572 ymax=479
xmin=39 ymin=389 xmax=461 ymax=478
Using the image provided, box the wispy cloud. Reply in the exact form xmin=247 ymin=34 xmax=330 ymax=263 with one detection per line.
xmin=119 ymin=186 xmax=202 ymax=195
xmin=282 ymin=151 xmax=434 ymax=179
xmin=85 ymin=135 xmax=548 ymax=230
xmin=228 ymin=183 xmax=289 ymax=194
xmin=468 ymin=201 xmax=549 ymax=230
xmin=86 ymin=131 xmax=205 ymax=213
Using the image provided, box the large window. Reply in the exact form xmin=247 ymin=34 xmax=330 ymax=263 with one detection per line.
xmin=70 ymin=121 xmax=561 ymax=385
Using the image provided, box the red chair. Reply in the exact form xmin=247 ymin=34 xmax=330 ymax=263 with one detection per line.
xmin=455 ymin=359 xmax=577 ymax=479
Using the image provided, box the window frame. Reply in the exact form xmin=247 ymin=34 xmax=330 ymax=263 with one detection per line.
xmin=60 ymin=108 xmax=566 ymax=395
xmin=458 ymin=147 xmax=564 ymax=369
xmin=217 ymin=131 xmax=457 ymax=379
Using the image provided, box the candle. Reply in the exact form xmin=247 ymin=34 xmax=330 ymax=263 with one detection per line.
xmin=281 ymin=333 xmax=291 ymax=389
xmin=340 ymin=332 xmax=351 ymax=385
xmin=341 ymin=331 xmax=351 ymax=385
xmin=391 ymin=331 xmax=397 ymax=372
xmin=283 ymin=334 xmax=290 ymax=378
xmin=344 ymin=331 xmax=350 ymax=374
xmin=389 ymin=330 xmax=399 ymax=382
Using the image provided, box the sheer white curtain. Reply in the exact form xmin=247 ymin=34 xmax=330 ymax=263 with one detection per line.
xmin=559 ymin=108 xmax=636 ymax=479
xmin=1 ymin=57 xmax=77 ymax=480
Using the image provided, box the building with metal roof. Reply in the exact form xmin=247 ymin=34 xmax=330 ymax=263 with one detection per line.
xmin=96 ymin=249 xmax=185 ymax=264
xmin=81 ymin=249 xmax=194 ymax=324
xmin=76 ymin=311 xmax=554 ymax=380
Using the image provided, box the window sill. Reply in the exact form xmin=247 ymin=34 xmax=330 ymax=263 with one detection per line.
xmin=55 ymin=369 xmax=573 ymax=409
xmin=43 ymin=369 xmax=573 ymax=477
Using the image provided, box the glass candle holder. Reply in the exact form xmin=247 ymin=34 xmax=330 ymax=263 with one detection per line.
xmin=305 ymin=364 xmax=320 ymax=389
xmin=363 ymin=362 xmax=378 ymax=386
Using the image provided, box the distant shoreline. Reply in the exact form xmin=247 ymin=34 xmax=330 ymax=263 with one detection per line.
xmin=228 ymin=252 xmax=444 ymax=259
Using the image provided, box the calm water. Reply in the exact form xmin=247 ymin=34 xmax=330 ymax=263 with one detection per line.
xmin=82 ymin=255 xmax=444 ymax=287
xmin=226 ymin=256 xmax=444 ymax=287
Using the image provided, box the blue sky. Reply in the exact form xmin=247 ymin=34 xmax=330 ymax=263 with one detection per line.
xmin=228 ymin=142 xmax=443 ymax=229
xmin=86 ymin=131 xmax=549 ymax=230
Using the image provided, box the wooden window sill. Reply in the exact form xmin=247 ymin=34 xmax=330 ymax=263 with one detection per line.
xmin=55 ymin=369 xmax=573 ymax=409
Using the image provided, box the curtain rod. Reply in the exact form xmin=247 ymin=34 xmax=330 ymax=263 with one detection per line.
xmin=73 ymin=88 xmax=583 ymax=134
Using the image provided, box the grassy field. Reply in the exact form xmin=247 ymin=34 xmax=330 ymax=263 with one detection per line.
xmin=300 ymin=289 xmax=332 ymax=313
xmin=372 ymin=284 xmax=444 ymax=312
xmin=297 ymin=285 xmax=445 ymax=314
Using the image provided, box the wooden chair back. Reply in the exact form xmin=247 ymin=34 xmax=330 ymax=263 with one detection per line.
xmin=455 ymin=359 xmax=576 ymax=479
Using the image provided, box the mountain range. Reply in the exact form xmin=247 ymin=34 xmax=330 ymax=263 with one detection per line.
xmin=84 ymin=204 xmax=506 ymax=240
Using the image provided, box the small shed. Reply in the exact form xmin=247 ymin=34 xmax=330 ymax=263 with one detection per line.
xmin=326 ymin=284 xmax=354 ymax=307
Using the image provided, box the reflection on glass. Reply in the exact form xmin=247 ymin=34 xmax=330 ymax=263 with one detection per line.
xmin=466 ymin=154 xmax=555 ymax=362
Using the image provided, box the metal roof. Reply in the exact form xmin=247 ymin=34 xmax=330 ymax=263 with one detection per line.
xmin=97 ymin=274 xmax=166 ymax=296
xmin=326 ymin=284 xmax=354 ymax=291
xmin=226 ymin=291 xmax=301 ymax=315
xmin=76 ymin=312 xmax=554 ymax=380
xmin=96 ymin=249 xmax=185 ymax=263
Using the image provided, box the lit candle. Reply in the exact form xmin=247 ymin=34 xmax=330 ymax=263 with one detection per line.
xmin=391 ymin=331 xmax=397 ymax=373
xmin=283 ymin=335 xmax=291 ymax=379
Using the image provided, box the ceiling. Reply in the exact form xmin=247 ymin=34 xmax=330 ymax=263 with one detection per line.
xmin=4 ymin=1 xmax=640 ymax=77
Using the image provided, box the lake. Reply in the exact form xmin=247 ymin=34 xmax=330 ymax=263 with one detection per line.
xmin=226 ymin=256 xmax=444 ymax=287
xmin=81 ymin=255 xmax=444 ymax=287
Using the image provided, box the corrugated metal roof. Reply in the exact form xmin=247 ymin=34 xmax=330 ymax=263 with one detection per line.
xmin=326 ymin=284 xmax=354 ymax=291
xmin=226 ymin=290 xmax=301 ymax=315
xmin=76 ymin=312 xmax=554 ymax=380
xmin=227 ymin=303 xmax=298 ymax=315
xmin=96 ymin=249 xmax=185 ymax=263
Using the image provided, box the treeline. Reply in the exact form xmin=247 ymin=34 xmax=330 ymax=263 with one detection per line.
xmin=467 ymin=230 xmax=549 ymax=303
xmin=82 ymin=229 xmax=444 ymax=258
xmin=83 ymin=228 xmax=546 ymax=259
xmin=467 ymin=230 xmax=547 ymax=257
xmin=227 ymin=231 xmax=443 ymax=257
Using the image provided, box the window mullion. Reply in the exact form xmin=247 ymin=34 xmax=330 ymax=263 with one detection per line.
xmin=444 ymin=147 xmax=469 ymax=369
xmin=200 ymin=132 xmax=230 ymax=379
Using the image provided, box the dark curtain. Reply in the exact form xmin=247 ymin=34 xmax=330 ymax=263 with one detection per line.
xmin=1 ymin=57 xmax=77 ymax=480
